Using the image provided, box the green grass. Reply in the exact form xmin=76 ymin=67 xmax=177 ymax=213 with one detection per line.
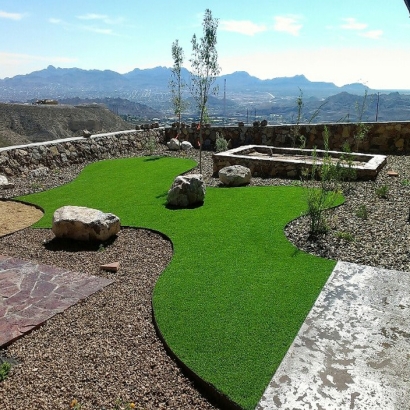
xmin=18 ymin=156 xmax=340 ymax=410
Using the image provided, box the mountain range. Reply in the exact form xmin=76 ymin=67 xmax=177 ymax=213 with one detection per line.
xmin=0 ymin=65 xmax=370 ymax=103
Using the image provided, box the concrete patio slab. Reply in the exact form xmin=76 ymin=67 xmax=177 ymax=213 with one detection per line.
xmin=257 ymin=261 xmax=410 ymax=410
xmin=0 ymin=254 xmax=113 ymax=347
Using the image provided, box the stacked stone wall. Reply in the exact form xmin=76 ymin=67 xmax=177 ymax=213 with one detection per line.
xmin=0 ymin=129 xmax=164 ymax=176
xmin=2 ymin=121 xmax=410 ymax=177
xmin=166 ymin=121 xmax=410 ymax=154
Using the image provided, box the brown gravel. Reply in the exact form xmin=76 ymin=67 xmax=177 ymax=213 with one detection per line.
xmin=1 ymin=146 xmax=410 ymax=409
xmin=0 ymin=227 xmax=219 ymax=410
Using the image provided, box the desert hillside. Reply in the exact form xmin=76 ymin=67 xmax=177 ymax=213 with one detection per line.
xmin=0 ymin=102 xmax=133 ymax=148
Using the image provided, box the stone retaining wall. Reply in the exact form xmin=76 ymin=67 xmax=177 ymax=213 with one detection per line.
xmin=0 ymin=129 xmax=164 ymax=176
xmin=166 ymin=121 xmax=410 ymax=154
xmin=2 ymin=121 xmax=410 ymax=177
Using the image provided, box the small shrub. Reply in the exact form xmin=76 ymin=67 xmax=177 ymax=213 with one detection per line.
xmin=144 ymin=136 xmax=157 ymax=155
xmin=375 ymin=184 xmax=389 ymax=199
xmin=335 ymin=231 xmax=355 ymax=242
xmin=0 ymin=361 xmax=11 ymax=381
xmin=70 ymin=399 xmax=82 ymax=409
xmin=215 ymin=132 xmax=228 ymax=152
xmin=401 ymin=179 xmax=410 ymax=186
xmin=114 ymin=398 xmax=137 ymax=409
xmin=303 ymin=127 xmax=341 ymax=238
xmin=305 ymin=188 xmax=330 ymax=235
xmin=356 ymin=204 xmax=368 ymax=219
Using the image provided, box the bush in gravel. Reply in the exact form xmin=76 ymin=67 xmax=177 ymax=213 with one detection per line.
xmin=356 ymin=204 xmax=368 ymax=219
xmin=335 ymin=231 xmax=355 ymax=242
xmin=375 ymin=184 xmax=389 ymax=199
xmin=69 ymin=399 xmax=81 ymax=409
xmin=0 ymin=361 xmax=11 ymax=381
xmin=303 ymin=126 xmax=343 ymax=237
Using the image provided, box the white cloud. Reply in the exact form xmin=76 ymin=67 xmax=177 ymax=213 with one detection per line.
xmin=77 ymin=13 xmax=108 ymax=21
xmin=360 ymin=30 xmax=383 ymax=40
xmin=220 ymin=20 xmax=267 ymax=36
xmin=84 ymin=27 xmax=114 ymax=35
xmin=0 ymin=10 xmax=24 ymax=21
xmin=340 ymin=18 xmax=368 ymax=30
xmin=273 ymin=16 xmax=302 ymax=36
xmin=77 ymin=13 xmax=124 ymax=25
xmin=49 ymin=18 xmax=62 ymax=24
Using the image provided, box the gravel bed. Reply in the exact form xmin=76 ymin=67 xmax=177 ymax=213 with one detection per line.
xmin=1 ymin=147 xmax=409 ymax=409
xmin=285 ymin=155 xmax=410 ymax=272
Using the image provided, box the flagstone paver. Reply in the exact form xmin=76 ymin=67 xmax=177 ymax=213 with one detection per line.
xmin=0 ymin=254 xmax=113 ymax=347
xmin=257 ymin=261 xmax=410 ymax=409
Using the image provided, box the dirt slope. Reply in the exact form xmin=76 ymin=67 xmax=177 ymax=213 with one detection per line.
xmin=0 ymin=102 xmax=133 ymax=147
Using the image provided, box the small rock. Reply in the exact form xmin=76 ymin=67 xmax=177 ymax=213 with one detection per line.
xmin=100 ymin=261 xmax=120 ymax=272
xmin=0 ymin=174 xmax=14 ymax=189
xmin=181 ymin=141 xmax=193 ymax=150
xmin=29 ymin=167 xmax=49 ymax=178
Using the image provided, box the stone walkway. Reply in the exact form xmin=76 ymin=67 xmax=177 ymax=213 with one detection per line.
xmin=0 ymin=254 xmax=113 ymax=347
xmin=257 ymin=261 xmax=410 ymax=410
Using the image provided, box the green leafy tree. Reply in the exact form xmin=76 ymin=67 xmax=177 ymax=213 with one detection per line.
xmin=169 ymin=39 xmax=186 ymax=139
xmin=189 ymin=8 xmax=221 ymax=172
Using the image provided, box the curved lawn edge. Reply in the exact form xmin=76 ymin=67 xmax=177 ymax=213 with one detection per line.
xmin=151 ymin=186 xmax=342 ymax=410
xmin=152 ymin=306 xmax=243 ymax=410
xmin=15 ymin=156 xmax=344 ymax=410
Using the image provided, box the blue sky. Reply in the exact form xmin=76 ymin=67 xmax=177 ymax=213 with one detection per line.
xmin=1 ymin=0 xmax=410 ymax=89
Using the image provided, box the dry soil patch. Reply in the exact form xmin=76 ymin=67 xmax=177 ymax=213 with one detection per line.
xmin=0 ymin=200 xmax=43 ymax=236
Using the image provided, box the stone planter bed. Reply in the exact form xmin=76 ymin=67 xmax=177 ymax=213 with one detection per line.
xmin=213 ymin=144 xmax=387 ymax=180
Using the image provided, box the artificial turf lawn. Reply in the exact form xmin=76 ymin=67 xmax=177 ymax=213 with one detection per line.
xmin=18 ymin=156 xmax=340 ymax=410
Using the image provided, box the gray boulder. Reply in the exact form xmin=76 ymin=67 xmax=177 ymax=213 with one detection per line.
xmin=52 ymin=206 xmax=120 ymax=241
xmin=167 ymin=174 xmax=205 ymax=207
xmin=219 ymin=165 xmax=252 ymax=187
xmin=0 ymin=174 xmax=14 ymax=189
xmin=82 ymin=129 xmax=92 ymax=138
xmin=29 ymin=167 xmax=49 ymax=178
xmin=167 ymin=138 xmax=181 ymax=151
xmin=181 ymin=141 xmax=193 ymax=150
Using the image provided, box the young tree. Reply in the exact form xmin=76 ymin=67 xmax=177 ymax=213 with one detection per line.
xmin=169 ymin=39 xmax=186 ymax=140
xmin=189 ymin=8 xmax=221 ymax=173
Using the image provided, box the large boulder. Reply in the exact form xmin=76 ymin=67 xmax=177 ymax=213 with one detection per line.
xmin=52 ymin=206 xmax=120 ymax=241
xmin=167 ymin=138 xmax=181 ymax=151
xmin=219 ymin=165 xmax=251 ymax=187
xmin=167 ymin=174 xmax=205 ymax=207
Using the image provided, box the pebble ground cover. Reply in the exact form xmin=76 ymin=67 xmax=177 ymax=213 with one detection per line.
xmin=19 ymin=156 xmax=340 ymax=409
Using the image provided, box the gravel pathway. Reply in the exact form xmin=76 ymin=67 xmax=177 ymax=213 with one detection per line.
xmin=1 ymin=146 xmax=409 ymax=409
